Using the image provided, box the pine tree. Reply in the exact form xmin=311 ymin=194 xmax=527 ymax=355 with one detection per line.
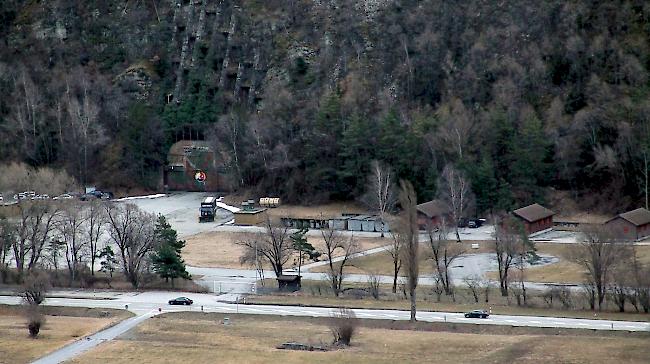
xmin=98 ymin=246 xmax=117 ymax=278
xmin=290 ymin=227 xmax=320 ymax=277
xmin=151 ymin=215 xmax=190 ymax=287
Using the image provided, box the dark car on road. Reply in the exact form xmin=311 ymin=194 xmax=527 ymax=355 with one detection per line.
xmin=168 ymin=297 xmax=193 ymax=305
xmin=464 ymin=310 xmax=489 ymax=318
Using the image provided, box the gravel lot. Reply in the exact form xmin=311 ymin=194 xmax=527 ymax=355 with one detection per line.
xmin=122 ymin=192 xmax=233 ymax=238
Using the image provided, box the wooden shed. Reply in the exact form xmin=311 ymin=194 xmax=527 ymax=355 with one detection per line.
xmin=277 ymin=275 xmax=301 ymax=292
xmin=512 ymin=203 xmax=555 ymax=235
xmin=233 ymin=208 xmax=268 ymax=226
xmin=605 ymin=208 xmax=650 ymax=241
xmin=416 ymin=200 xmax=450 ymax=230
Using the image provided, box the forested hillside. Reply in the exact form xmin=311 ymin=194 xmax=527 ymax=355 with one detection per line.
xmin=1 ymin=0 xmax=649 ymax=213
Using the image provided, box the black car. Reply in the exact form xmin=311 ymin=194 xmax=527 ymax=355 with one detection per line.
xmin=464 ymin=310 xmax=489 ymax=318
xmin=168 ymin=297 xmax=193 ymax=305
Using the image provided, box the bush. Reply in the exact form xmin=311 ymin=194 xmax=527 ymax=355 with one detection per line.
xmin=329 ymin=307 xmax=358 ymax=346
xmin=20 ymin=271 xmax=50 ymax=305
xmin=25 ymin=306 xmax=45 ymax=338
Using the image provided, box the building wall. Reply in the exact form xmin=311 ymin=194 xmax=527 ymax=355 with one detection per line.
xmin=520 ymin=216 xmax=553 ymax=235
xmin=234 ymin=210 xmax=267 ymax=226
xmin=165 ymin=142 xmax=231 ymax=192
xmin=605 ymin=217 xmax=637 ymax=241
xmin=417 ymin=212 xmax=443 ymax=230
xmin=638 ymin=223 xmax=650 ymax=240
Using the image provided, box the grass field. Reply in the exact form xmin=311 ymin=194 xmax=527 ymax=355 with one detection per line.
xmin=183 ymin=231 xmax=390 ymax=269
xmin=69 ymin=312 xmax=650 ymax=364
xmin=0 ymin=305 xmax=131 ymax=364
xmin=247 ymin=288 xmax=650 ymax=322
xmin=320 ymin=242 xmax=650 ymax=284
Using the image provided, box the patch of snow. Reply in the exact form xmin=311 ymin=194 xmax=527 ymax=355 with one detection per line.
xmin=114 ymin=193 xmax=166 ymax=202
xmin=216 ymin=201 xmax=240 ymax=213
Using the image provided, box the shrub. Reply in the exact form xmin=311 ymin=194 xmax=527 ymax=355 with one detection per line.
xmin=20 ymin=271 xmax=50 ymax=305
xmin=25 ymin=306 xmax=45 ymax=338
xmin=329 ymin=307 xmax=358 ymax=346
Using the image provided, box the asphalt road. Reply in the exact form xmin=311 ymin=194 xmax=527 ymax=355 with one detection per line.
xmin=31 ymin=310 xmax=160 ymax=364
xmin=2 ymin=291 xmax=646 ymax=363
xmin=2 ymin=292 xmax=648 ymax=333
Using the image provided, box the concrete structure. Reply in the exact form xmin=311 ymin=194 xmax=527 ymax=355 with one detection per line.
xmin=280 ymin=216 xmax=328 ymax=229
xmin=512 ymin=203 xmax=555 ymax=235
xmin=233 ymin=207 xmax=267 ymax=226
xmin=416 ymin=200 xmax=450 ymax=230
xmin=328 ymin=216 xmax=351 ymax=230
xmin=164 ymin=140 xmax=231 ymax=192
xmin=348 ymin=215 xmax=370 ymax=231
xmin=605 ymin=208 xmax=650 ymax=241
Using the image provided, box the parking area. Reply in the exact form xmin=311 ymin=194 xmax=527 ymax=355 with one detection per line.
xmin=122 ymin=192 xmax=233 ymax=238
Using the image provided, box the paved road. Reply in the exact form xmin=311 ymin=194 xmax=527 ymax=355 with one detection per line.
xmin=31 ymin=310 xmax=160 ymax=364
xmin=2 ymin=290 xmax=647 ymax=364
xmin=2 ymin=292 xmax=648 ymax=334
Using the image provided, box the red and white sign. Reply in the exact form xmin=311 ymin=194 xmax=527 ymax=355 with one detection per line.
xmin=194 ymin=170 xmax=207 ymax=182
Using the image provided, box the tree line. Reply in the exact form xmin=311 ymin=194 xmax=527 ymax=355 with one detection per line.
xmin=0 ymin=189 xmax=190 ymax=289
xmin=0 ymin=1 xmax=649 ymax=212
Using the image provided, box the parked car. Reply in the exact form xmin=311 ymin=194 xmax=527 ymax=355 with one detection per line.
xmin=168 ymin=297 xmax=193 ymax=305
xmin=53 ymin=193 xmax=74 ymax=200
xmin=464 ymin=310 xmax=489 ymax=318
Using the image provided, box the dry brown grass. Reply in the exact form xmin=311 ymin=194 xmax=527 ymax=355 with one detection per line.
xmin=330 ymin=241 xmax=650 ymax=284
xmin=0 ymin=306 xmax=131 ymax=364
xmin=247 ymin=290 xmax=650 ymax=322
xmin=312 ymin=241 xmax=493 ymax=275
xmin=183 ymin=231 xmax=389 ymax=269
xmin=69 ymin=313 xmax=650 ymax=364
xmin=500 ymin=244 xmax=650 ymax=284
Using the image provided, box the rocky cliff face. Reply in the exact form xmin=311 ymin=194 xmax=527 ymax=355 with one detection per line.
xmin=1 ymin=1 xmax=648 ymax=208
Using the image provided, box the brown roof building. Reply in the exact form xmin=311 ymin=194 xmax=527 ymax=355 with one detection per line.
xmin=416 ymin=199 xmax=450 ymax=230
xmin=605 ymin=208 xmax=650 ymax=241
xmin=512 ymin=203 xmax=555 ymax=235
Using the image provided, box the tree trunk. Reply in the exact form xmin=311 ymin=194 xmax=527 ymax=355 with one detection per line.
xmin=409 ymin=288 xmax=416 ymax=322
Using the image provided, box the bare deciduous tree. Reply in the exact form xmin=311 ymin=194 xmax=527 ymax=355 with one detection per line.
xmin=493 ymin=215 xmax=520 ymax=297
xmin=20 ymin=270 xmax=50 ymax=305
xmin=570 ymin=226 xmax=632 ymax=311
xmin=84 ymin=200 xmax=105 ymax=275
xmin=464 ymin=276 xmax=481 ymax=303
xmin=426 ymin=218 xmax=464 ymax=296
xmin=65 ymin=73 xmax=102 ymax=184
xmin=438 ymin=164 xmax=472 ymax=242
xmin=385 ymin=224 xmax=403 ymax=294
xmin=397 ymin=180 xmax=419 ymax=322
xmin=362 ymin=160 xmax=396 ymax=237
xmin=238 ymin=218 xmax=292 ymax=286
xmin=321 ymin=227 xmax=358 ymax=297
xmin=56 ymin=202 xmax=87 ymax=282
xmin=12 ymin=201 xmax=61 ymax=276
xmin=0 ymin=218 xmax=15 ymax=278
xmin=104 ymin=203 xmax=157 ymax=288
xmin=367 ymin=271 xmax=381 ymax=300
xmin=433 ymin=98 xmax=473 ymax=160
